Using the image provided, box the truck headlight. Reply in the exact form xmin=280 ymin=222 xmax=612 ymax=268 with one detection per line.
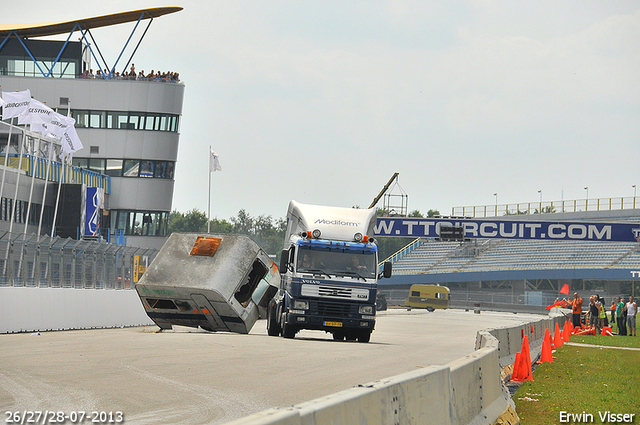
xmin=359 ymin=305 xmax=373 ymax=315
xmin=293 ymin=300 xmax=309 ymax=310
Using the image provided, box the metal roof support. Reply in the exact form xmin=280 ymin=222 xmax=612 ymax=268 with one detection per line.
xmin=107 ymin=11 xmax=145 ymax=79
xmin=45 ymin=22 xmax=81 ymax=77
xmin=0 ymin=31 xmax=12 ymax=51
xmin=83 ymin=27 xmax=109 ymax=74
xmin=121 ymin=17 xmax=153 ymax=76
xmin=12 ymin=33 xmax=48 ymax=77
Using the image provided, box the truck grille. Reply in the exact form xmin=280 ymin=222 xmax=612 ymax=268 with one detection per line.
xmin=311 ymin=300 xmax=356 ymax=318
xmin=301 ymin=284 xmax=369 ymax=301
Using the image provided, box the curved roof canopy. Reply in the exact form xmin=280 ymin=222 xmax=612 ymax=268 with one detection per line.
xmin=0 ymin=7 xmax=183 ymax=38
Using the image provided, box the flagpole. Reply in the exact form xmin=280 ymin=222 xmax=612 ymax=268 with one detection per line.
xmin=8 ymin=125 xmax=27 ymax=234
xmin=207 ymin=145 xmax=211 ymax=234
xmin=37 ymin=138 xmax=54 ymax=238
xmin=0 ymin=117 xmax=16 ymax=205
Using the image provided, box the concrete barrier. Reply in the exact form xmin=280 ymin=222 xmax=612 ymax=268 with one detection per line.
xmin=226 ymin=366 xmax=453 ymax=425
xmin=0 ymin=287 xmax=153 ymax=333
xmin=224 ymin=310 xmax=573 ymax=425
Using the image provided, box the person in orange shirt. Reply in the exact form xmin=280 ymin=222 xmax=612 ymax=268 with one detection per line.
xmin=570 ymin=292 xmax=583 ymax=327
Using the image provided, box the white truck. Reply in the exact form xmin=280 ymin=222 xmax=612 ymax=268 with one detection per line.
xmin=267 ymin=201 xmax=392 ymax=342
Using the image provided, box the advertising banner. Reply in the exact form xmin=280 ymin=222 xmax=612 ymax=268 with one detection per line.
xmin=374 ymin=217 xmax=640 ymax=243
xmin=85 ymin=187 xmax=104 ymax=237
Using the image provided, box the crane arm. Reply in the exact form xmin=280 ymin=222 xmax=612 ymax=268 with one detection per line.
xmin=369 ymin=172 xmax=399 ymax=209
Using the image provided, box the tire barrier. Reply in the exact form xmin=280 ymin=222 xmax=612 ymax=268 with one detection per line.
xmin=224 ymin=309 xmax=571 ymax=425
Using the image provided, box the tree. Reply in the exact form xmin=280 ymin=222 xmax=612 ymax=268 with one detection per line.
xmin=231 ymin=209 xmax=254 ymax=235
xmin=169 ymin=209 xmax=208 ymax=233
xmin=169 ymin=209 xmax=233 ymax=234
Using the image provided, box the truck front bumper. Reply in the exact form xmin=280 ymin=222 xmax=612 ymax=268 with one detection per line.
xmin=285 ymin=311 xmax=375 ymax=331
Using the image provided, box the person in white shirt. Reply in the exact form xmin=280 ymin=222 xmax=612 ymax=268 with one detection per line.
xmin=626 ymin=296 xmax=637 ymax=336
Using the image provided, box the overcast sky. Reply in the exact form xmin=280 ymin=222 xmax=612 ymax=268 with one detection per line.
xmin=5 ymin=1 xmax=639 ymax=221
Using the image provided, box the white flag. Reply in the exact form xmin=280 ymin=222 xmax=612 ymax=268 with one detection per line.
xmin=48 ymin=111 xmax=76 ymax=139
xmin=209 ymin=149 xmax=222 ymax=172
xmin=61 ymin=125 xmax=84 ymax=155
xmin=1 ymin=89 xmax=31 ymax=120
xmin=18 ymin=98 xmax=54 ymax=125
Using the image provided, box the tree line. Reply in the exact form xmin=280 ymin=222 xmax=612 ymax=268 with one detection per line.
xmin=169 ymin=207 xmax=440 ymax=260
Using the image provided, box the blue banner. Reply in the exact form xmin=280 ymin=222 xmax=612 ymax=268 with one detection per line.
xmin=374 ymin=217 xmax=640 ymax=243
xmin=85 ymin=187 xmax=104 ymax=237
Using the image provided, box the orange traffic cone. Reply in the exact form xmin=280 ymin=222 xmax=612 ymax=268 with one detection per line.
xmin=510 ymin=352 xmax=523 ymax=382
xmin=511 ymin=335 xmax=533 ymax=382
xmin=575 ymin=326 xmax=593 ymax=335
xmin=539 ymin=328 xmax=553 ymax=363
xmin=563 ymin=322 xmax=571 ymax=342
xmin=602 ymin=326 xmax=613 ymax=337
xmin=554 ymin=322 xmax=563 ymax=348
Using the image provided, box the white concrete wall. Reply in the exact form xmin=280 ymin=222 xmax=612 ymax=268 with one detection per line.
xmin=0 ymin=287 xmax=153 ymax=333
xmin=224 ymin=311 xmax=570 ymax=425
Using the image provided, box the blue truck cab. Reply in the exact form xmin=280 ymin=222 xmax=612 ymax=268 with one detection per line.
xmin=267 ymin=201 xmax=392 ymax=342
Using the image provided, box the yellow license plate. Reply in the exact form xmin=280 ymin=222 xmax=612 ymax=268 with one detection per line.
xmin=324 ymin=321 xmax=342 ymax=327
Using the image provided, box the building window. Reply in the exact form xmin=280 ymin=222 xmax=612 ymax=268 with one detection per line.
xmin=72 ymin=109 xmax=179 ymax=132
xmin=73 ymin=158 xmax=174 ymax=179
xmin=88 ymin=159 xmax=105 ymax=173
xmin=111 ymin=210 xmax=169 ymax=236
xmin=123 ymin=160 xmax=139 ymax=177
xmin=105 ymin=159 xmax=123 ymax=177
xmin=140 ymin=160 xmax=154 ymax=177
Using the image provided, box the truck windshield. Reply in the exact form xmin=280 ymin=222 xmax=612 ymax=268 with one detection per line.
xmin=296 ymin=247 xmax=377 ymax=279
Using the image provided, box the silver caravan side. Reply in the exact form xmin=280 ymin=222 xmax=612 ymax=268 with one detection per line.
xmin=136 ymin=233 xmax=279 ymax=333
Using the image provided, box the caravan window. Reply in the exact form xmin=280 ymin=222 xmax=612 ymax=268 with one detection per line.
xmin=234 ymin=260 xmax=268 ymax=307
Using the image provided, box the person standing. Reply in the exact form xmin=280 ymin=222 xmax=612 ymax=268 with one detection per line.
xmin=610 ymin=301 xmax=616 ymax=325
xmin=598 ymin=298 xmax=606 ymax=329
xmin=570 ymin=292 xmax=583 ymax=327
xmin=626 ymin=296 xmax=637 ymax=337
xmin=589 ymin=295 xmax=601 ymax=334
xmin=616 ymin=297 xmax=627 ymax=336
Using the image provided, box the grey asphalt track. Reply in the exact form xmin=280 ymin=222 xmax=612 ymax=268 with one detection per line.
xmin=0 ymin=309 xmax=543 ymax=425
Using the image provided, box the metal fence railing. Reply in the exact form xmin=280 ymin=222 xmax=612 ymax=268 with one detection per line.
xmin=0 ymin=231 xmax=157 ymax=289
xmin=452 ymin=196 xmax=639 ymax=218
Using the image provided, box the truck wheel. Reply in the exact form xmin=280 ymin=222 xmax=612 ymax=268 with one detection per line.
xmin=267 ymin=300 xmax=281 ymax=337
xmin=282 ymin=322 xmax=296 ymax=339
xmin=345 ymin=332 xmax=357 ymax=341
xmin=357 ymin=331 xmax=371 ymax=343
xmin=332 ymin=332 xmax=345 ymax=341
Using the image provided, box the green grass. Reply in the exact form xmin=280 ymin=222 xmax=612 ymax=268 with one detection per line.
xmin=514 ymin=335 xmax=640 ymax=424
xmin=570 ymin=333 xmax=640 ymax=349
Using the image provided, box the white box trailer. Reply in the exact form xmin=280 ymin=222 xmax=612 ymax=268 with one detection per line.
xmin=136 ymin=233 xmax=279 ymax=333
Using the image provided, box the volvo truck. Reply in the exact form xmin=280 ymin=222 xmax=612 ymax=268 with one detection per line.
xmin=267 ymin=201 xmax=392 ymax=342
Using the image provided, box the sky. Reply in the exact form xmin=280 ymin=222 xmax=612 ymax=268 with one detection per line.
xmin=4 ymin=1 xmax=639 ymax=221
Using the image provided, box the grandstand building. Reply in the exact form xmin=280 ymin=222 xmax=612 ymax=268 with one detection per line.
xmin=381 ymin=208 xmax=640 ymax=310
xmin=0 ymin=7 xmax=184 ymax=251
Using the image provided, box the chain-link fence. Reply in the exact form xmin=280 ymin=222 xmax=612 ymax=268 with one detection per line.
xmin=0 ymin=231 xmax=158 ymax=289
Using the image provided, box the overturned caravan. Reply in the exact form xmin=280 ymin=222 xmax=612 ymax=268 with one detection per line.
xmin=136 ymin=233 xmax=279 ymax=333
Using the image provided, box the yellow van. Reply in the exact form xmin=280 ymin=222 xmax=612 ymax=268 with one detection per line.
xmin=405 ymin=284 xmax=450 ymax=311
